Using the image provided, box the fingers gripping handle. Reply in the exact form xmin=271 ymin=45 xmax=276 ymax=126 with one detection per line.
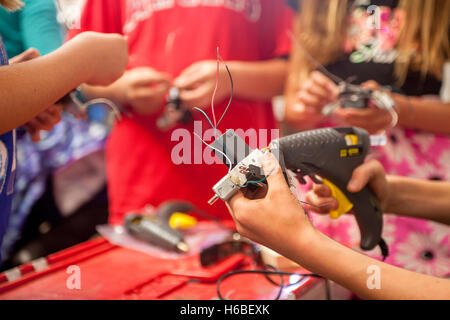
xmin=349 ymin=187 xmax=383 ymax=250
xmin=323 ymin=179 xmax=383 ymax=250
xmin=322 ymin=179 xmax=354 ymax=219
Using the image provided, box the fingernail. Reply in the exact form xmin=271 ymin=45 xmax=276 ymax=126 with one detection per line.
xmin=293 ymin=103 xmax=306 ymax=112
xmin=262 ymin=151 xmax=276 ymax=164
xmin=262 ymin=152 xmax=277 ymax=173
xmin=348 ymin=181 xmax=358 ymax=191
xmin=332 ymin=199 xmax=339 ymax=209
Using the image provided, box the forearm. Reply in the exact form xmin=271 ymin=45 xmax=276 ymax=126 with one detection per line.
xmin=287 ymin=229 xmax=450 ymax=300
xmin=227 ymin=59 xmax=288 ymax=101
xmin=386 ymin=176 xmax=450 ymax=225
xmin=0 ymin=40 xmax=91 ymax=134
xmin=395 ymin=94 xmax=450 ymax=134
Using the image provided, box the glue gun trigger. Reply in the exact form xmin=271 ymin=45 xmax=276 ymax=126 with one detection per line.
xmin=293 ymin=165 xmax=322 ymax=185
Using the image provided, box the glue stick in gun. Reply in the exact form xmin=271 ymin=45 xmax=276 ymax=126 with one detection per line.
xmin=208 ymin=127 xmax=388 ymax=256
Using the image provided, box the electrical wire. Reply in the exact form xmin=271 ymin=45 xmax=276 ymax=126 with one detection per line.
xmin=236 ymin=165 xmax=277 ymax=188
xmin=237 ymin=176 xmax=268 ymax=188
xmin=193 ymin=107 xmax=220 ymax=138
xmin=217 ymin=267 xmax=323 ymax=300
xmin=211 ymin=47 xmax=220 ymax=129
xmin=192 ymin=49 xmax=233 ymax=148
xmin=69 ymin=90 xmax=131 ymax=120
xmin=216 ymin=52 xmax=234 ymax=128
xmin=84 ymin=99 xmax=124 ymax=119
xmin=194 ymin=132 xmax=232 ymax=172
xmin=287 ymin=30 xmax=345 ymax=84
xmin=298 ymin=199 xmax=335 ymax=209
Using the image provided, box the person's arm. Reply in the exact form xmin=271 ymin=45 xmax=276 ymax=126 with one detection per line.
xmin=394 ymin=94 xmax=450 ymax=135
xmin=67 ymin=0 xmax=172 ymax=116
xmin=20 ymin=0 xmax=63 ymax=55
xmin=227 ymin=154 xmax=450 ymax=300
xmin=81 ymin=67 xmax=172 ymax=115
xmin=291 ymin=229 xmax=450 ymax=300
xmin=85 ymin=59 xmax=288 ymax=115
xmin=387 ymin=176 xmax=450 ymax=225
xmin=306 ymin=160 xmax=450 ymax=226
xmin=9 ymin=48 xmax=62 ymax=141
xmin=226 ymin=59 xmax=288 ymax=101
xmin=0 ymin=32 xmax=128 ymax=134
xmin=334 ymin=82 xmax=450 ymax=135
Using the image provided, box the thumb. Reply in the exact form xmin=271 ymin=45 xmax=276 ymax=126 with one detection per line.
xmin=347 ymin=160 xmax=383 ymax=193
xmin=227 ymin=191 xmax=246 ymax=215
xmin=347 ymin=170 xmax=369 ymax=194
xmin=262 ymin=152 xmax=289 ymax=195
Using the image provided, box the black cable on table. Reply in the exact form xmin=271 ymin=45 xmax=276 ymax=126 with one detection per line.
xmin=217 ymin=267 xmax=323 ymax=300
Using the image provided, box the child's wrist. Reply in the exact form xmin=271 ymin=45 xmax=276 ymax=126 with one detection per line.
xmin=284 ymin=222 xmax=321 ymax=259
xmin=65 ymin=33 xmax=97 ymax=84
xmin=385 ymin=175 xmax=404 ymax=214
xmin=393 ymin=94 xmax=415 ymax=126
xmin=283 ymin=227 xmax=328 ymax=273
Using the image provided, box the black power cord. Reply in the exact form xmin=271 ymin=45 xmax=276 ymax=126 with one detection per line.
xmin=217 ymin=266 xmax=324 ymax=300
xmin=379 ymin=238 xmax=390 ymax=261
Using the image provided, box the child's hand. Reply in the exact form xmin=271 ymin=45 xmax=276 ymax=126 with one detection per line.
xmin=287 ymin=71 xmax=339 ymax=128
xmin=305 ymin=160 xmax=391 ymax=214
xmin=9 ymin=48 xmax=40 ymax=64
xmin=111 ymin=67 xmax=172 ymax=115
xmin=334 ymin=106 xmax=394 ymax=134
xmin=174 ymin=60 xmax=231 ymax=109
xmin=226 ymin=152 xmax=315 ymax=255
xmin=297 ymin=71 xmax=339 ymax=112
xmin=334 ymin=81 xmax=395 ymax=134
xmin=73 ymin=32 xmax=129 ymax=86
xmin=24 ymin=105 xmax=62 ymax=142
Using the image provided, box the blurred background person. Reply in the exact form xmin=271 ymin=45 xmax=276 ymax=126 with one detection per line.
xmin=0 ymin=0 xmax=113 ymax=270
xmin=68 ymin=0 xmax=294 ymax=226
xmin=285 ymin=0 xmax=450 ymax=279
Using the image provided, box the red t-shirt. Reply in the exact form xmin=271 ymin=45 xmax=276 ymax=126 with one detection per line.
xmin=68 ymin=0 xmax=293 ymax=225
